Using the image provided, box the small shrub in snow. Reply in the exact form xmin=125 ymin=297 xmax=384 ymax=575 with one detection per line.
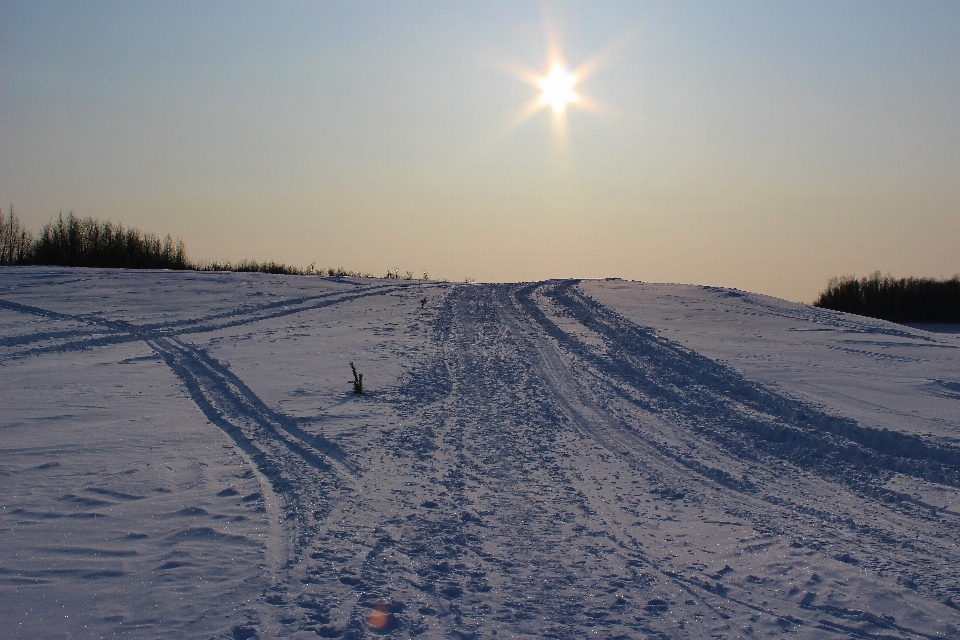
xmin=349 ymin=362 xmax=364 ymax=395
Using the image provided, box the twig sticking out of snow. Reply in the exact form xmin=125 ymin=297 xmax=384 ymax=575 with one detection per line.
xmin=349 ymin=361 xmax=364 ymax=394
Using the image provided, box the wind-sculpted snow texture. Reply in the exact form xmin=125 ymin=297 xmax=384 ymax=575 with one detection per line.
xmin=2 ymin=268 xmax=959 ymax=638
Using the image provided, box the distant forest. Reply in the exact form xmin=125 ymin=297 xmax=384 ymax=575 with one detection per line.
xmin=0 ymin=207 xmax=385 ymax=278
xmin=814 ymin=272 xmax=960 ymax=323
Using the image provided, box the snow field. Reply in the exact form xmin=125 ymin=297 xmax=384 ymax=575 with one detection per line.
xmin=1 ymin=267 xmax=959 ymax=638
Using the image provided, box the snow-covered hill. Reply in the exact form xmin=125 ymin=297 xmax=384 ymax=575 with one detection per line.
xmin=2 ymin=267 xmax=959 ymax=639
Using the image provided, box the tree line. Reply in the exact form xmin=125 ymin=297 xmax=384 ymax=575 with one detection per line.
xmin=813 ymin=272 xmax=960 ymax=323
xmin=2 ymin=207 xmax=189 ymax=270
xmin=0 ymin=207 xmax=388 ymax=277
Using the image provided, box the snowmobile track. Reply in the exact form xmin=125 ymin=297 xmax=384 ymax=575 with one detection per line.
xmin=296 ymin=280 xmax=958 ymax=638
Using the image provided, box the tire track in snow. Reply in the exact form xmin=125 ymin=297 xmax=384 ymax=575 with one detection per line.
xmin=533 ymin=280 xmax=960 ymax=491
xmin=134 ymin=281 xmax=405 ymax=338
xmin=313 ymin=286 xmax=949 ymax=638
xmin=533 ymin=280 xmax=960 ymax=581
xmin=0 ymin=281 xmax=416 ymax=525
xmin=297 ymin=283 xmax=955 ymax=638
xmin=144 ymin=336 xmax=292 ymax=583
xmin=497 ymin=284 xmax=822 ymax=632
xmin=0 ymin=282 xmax=410 ymax=359
xmin=147 ymin=337 xmax=357 ymax=478
xmin=306 ymin=285 xmax=739 ymax=638
xmin=171 ymin=338 xmax=357 ymax=473
xmin=142 ymin=334 xmax=368 ymax=635
xmin=1 ymin=288 xmax=377 ymax=483
xmin=509 ymin=281 xmax=960 ymax=626
xmin=0 ymin=284 xmax=397 ymax=633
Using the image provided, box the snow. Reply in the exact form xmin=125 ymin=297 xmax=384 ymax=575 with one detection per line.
xmin=2 ymin=267 xmax=959 ymax=639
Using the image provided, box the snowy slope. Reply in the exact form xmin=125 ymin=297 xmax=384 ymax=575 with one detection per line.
xmin=1 ymin=267 xmax=959 ymax=639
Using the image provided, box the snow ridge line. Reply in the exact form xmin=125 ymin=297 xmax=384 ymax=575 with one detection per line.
xmin=520 ymin=280 xmax=960 ymax=492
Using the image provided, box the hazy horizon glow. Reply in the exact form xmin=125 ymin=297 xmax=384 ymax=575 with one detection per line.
xmin=1 ymin=1 xmax=958 ymax=302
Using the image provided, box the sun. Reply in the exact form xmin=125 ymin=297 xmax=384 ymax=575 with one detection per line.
xmin=538 ymin=64 xmax=577 ymax=114
xmin=497 ymin=27 xmax=625 ymax=141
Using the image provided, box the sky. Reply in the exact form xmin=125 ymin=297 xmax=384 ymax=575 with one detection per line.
xmin=1 ymin=0 xmax=958 ymax=302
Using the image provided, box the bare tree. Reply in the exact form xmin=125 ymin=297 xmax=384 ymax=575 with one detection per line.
xmin=0 ymin=205 xmax=34 ymax=265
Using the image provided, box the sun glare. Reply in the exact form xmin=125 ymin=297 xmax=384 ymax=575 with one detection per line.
xmin=494 ymin=17 xmax=628 ymax=145
xmin=538 ymin=64 xmax=577 ymax=114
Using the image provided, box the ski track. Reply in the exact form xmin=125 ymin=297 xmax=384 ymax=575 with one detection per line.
xmin=2 ymin=272 xmax=959 ymax=638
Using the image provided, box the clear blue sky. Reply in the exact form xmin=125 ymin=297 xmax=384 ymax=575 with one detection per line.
xmin=2 ymin=1 xmax=958 ymax=301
